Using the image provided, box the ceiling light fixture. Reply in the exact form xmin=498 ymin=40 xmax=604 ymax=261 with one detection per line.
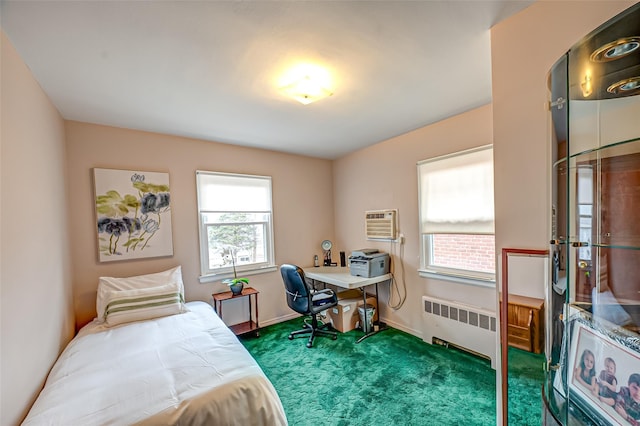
xmin=279 ymin=64 xmax=333 ymax=105
xmin=281 ymin=76 xmax=333 ymax=105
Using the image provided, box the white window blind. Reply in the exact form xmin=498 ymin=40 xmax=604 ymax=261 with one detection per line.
xmin=196 ymin=172 xmax=272 ymax=212
xmin=418 ymin=145 xmax=494 ymax=235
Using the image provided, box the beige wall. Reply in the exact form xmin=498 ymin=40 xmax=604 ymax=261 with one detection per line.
xmin=1 ymin=32 xmax=74 ymax=425
xmin=334 ymin=104 xmax=495 ymax=335
xmin=65 ymin=121 xmax=334 ymax=329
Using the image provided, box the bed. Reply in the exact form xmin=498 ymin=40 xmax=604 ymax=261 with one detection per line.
xmin=22 ymin=267 xmax=287 ymax=425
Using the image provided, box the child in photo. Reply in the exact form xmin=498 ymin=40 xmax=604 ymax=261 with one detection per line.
xmin=596 ymin=357 xmax=618 ymax=406
xmin=615 ymin=373 xmax=640 ymax=426
xmin=574 ymin=348 xmax=597 ymax=392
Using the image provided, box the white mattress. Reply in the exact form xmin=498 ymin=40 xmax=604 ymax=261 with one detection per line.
xmin=23 ymin=301 xmax=287 ymax=425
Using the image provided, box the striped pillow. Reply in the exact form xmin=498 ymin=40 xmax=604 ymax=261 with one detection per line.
xmin=96 ymin=266 xmax=185 ymax=323
xmin=103 ymin=282 xmax=185 ymax=326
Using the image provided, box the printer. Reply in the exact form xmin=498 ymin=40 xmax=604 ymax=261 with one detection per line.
xmin=348 ymin=249 xmax=390 ymax=278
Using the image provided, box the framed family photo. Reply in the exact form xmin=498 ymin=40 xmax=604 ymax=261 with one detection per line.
xmin=568 ymin=320 xmax=640 ymax=425
xmin=93 ymin=168 xmax=173 ymax=262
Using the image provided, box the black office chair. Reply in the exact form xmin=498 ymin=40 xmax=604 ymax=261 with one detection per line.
xmin=280 ymin=264 xmax=338 ymax=348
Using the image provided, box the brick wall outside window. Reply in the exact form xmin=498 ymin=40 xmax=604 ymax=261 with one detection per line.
xmin=432 ymin=234 xmax=495 ymax=273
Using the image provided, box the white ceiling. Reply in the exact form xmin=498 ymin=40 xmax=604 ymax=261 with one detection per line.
xmin=1 ymin=1 xmax=533 ymax=159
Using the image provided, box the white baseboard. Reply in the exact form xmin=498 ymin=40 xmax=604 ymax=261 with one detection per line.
xmin=260 ymin=312 xmax=301 ymax=327
xmin=382 ymin=317 xmax=423 ymax=339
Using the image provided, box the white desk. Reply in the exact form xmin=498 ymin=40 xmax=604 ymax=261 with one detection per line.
xmin=304 ymin=266 xmax=392 ymax=289
xmin=303 ymin=266 xmax=392 ymax=342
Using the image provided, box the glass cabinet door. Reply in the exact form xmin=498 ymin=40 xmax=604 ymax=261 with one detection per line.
xmin=545 ymin=4 xmax=640 ymax=425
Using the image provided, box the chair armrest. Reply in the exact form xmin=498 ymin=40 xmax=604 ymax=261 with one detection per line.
xmin=311 ymin=288 xmax=337 ymax=306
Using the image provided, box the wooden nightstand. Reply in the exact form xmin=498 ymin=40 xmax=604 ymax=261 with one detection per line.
xmin=501 ymin=294 xmax=544 ymax=354
xmin=213 ymin=287 xmax=260 ymax=337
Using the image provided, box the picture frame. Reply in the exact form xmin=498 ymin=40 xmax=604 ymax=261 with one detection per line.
xmin=567 ymin=319 xmax=640 ymax=425
xmin=93 ymin=168 xmax=173 ymax=262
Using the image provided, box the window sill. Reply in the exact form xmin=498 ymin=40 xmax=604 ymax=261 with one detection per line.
xmin=199 ymin=265 xmax=278 ymax=284
xmin=418 ymin=269 xmax=495 ymax=288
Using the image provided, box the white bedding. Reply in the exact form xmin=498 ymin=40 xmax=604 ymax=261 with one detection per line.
xmin=23 ymin=301 xmax=287 ymax=425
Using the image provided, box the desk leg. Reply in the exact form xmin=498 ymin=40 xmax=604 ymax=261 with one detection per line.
xmin=309 ymin=278 xmax=327 ymax=290
xmin=374 ymin=282 xmax=387 ymax=332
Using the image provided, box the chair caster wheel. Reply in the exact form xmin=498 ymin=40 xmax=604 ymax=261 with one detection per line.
xmin=332 ymin=335 xmax=337 ymax=340
xmin=288 ymin=334 xmax=294 ymax=340
xmin=306 ymin=342 xmax=313 ymax=348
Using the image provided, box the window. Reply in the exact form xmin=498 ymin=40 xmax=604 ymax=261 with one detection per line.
xmin=196 ymin=171 xmax=276 ymax=282
xmin=417 ymin=145 xmax=495 ymax=285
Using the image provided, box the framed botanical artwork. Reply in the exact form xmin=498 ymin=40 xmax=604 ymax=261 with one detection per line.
xmin=93 ymin=168 xmax=173 ymax=262
xmin=568 ymin=319 xmax=640 ymax=425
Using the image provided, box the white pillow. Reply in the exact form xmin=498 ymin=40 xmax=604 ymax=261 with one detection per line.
xmin=96 ymin=266 xmax=186 ymax=323
xmin=103 ymin=282 xmax=184 ymax=326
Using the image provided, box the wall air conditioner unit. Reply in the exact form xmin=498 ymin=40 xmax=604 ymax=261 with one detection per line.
xmin=365 ymin=209 xmax=397 ymax=240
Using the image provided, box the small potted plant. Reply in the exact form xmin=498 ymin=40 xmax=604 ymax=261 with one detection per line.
xmin=222 ymin=249 xmax=248 ymax=296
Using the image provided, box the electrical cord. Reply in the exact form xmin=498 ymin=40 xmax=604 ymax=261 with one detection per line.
xmin=386 ymin=228 xmax=407 ymax=310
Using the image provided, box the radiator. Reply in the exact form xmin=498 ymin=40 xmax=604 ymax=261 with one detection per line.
xmin=422 ymin=296 xmax=497 ymax=369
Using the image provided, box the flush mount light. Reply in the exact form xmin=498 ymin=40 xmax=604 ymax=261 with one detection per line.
xmin=279 ymin=64 xmax=333 ymax=105
xmin=607 ymin=76 xmax=640 ymax=95
xmin=590 ymin=37 xmax=640 ymax=62
xmin=281 ymin=76 xmax=333 ymax=105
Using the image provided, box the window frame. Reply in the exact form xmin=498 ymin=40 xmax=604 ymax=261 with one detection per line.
xmin=420 ymin=234 xmax=496 ymax=286
xmin=196 ymin=171 xmax=276 ymax=283
xmin=417 ymin=145 xmax=496 ymax=286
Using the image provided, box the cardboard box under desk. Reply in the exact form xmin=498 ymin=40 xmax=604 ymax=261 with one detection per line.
xmin=336 ymin=289 xmax=361 ymax=300
xmin=326 ymin=295 xmax=378 ymax=333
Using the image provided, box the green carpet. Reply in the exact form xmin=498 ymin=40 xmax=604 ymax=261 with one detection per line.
xmin=241 ymin=318 xmax=543 ymax=425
